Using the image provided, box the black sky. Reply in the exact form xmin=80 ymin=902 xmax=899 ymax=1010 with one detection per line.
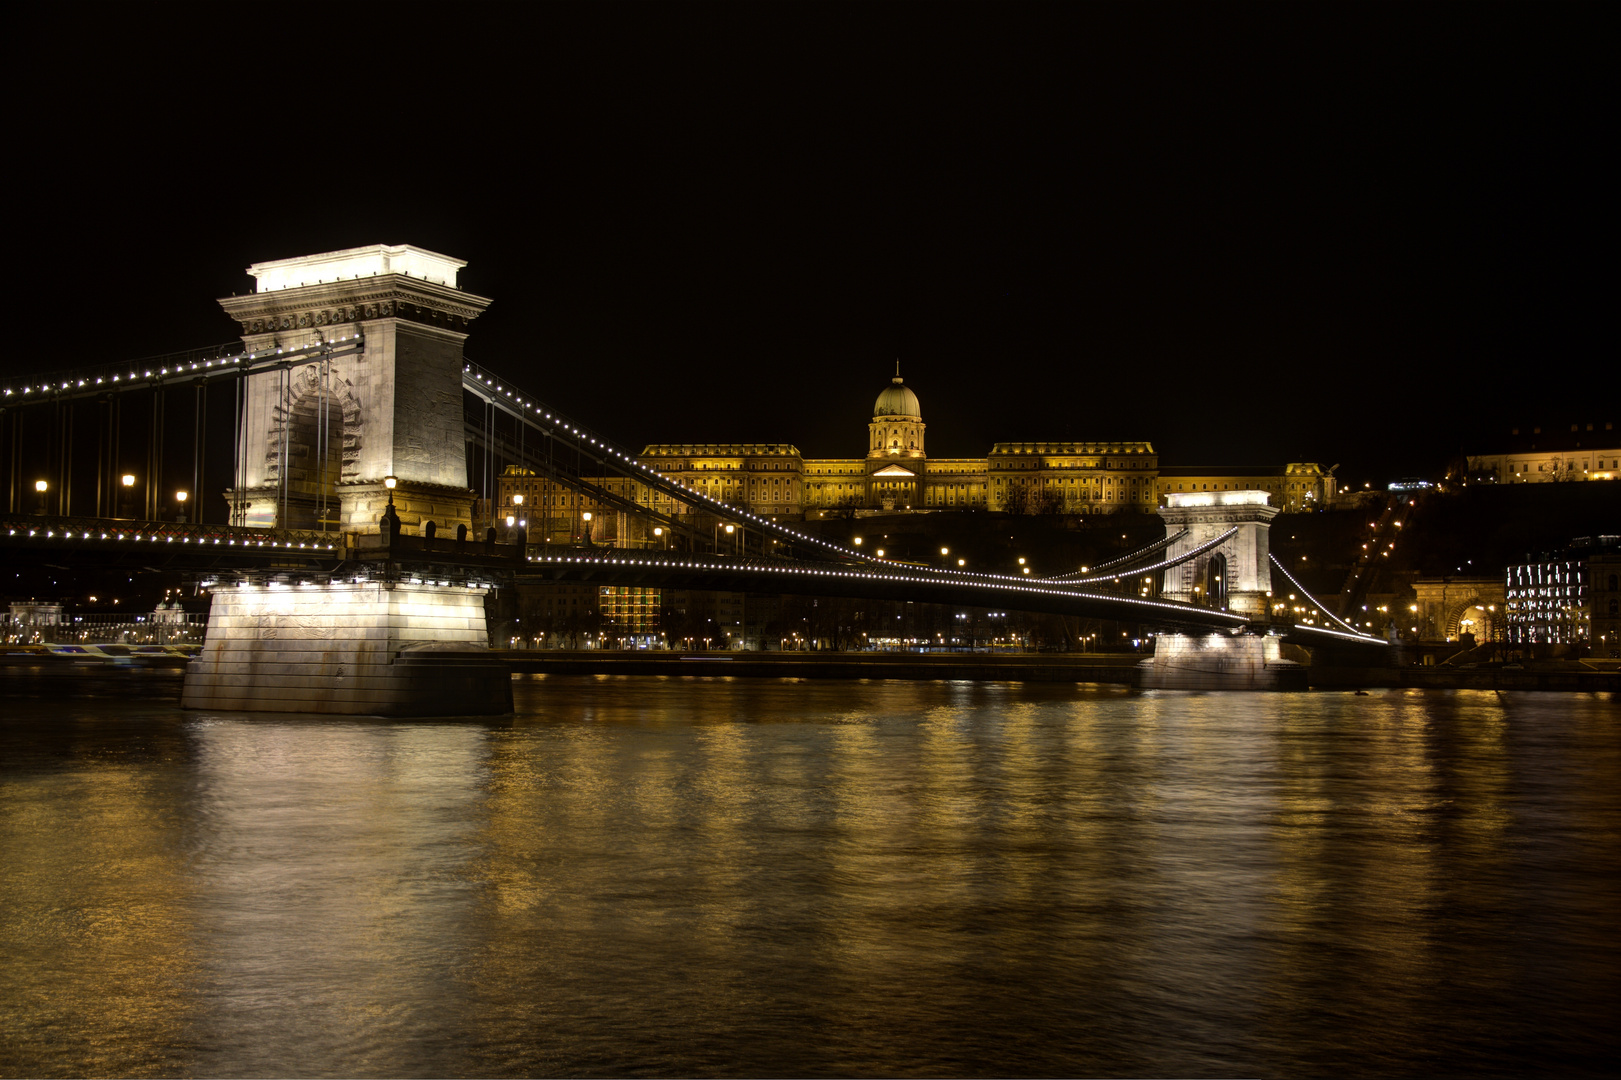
xmin=7 ymin=3 xmax=1609 ymax=489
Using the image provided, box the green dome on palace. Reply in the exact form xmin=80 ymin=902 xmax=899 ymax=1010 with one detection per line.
xmin=874 ymin=376 xmax=921 ymax=418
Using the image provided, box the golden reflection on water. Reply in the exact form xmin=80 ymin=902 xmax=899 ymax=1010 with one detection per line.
xmin=1 ymin=683 xmax=1615 ymax=1077
xmin=2 ymin=742 xmax=197 ymax=1078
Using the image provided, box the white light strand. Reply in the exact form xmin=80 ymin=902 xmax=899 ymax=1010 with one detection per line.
xmin=1268 ymin=554 xmax=1366 ymax=636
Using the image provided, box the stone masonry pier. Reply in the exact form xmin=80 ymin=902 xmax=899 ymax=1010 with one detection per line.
xmin=182 ymin=581 xmax=511 ymax=715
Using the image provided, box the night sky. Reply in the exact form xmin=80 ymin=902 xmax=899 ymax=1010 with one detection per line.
xmin=8 ymin=4 xmax=1607 ymax=490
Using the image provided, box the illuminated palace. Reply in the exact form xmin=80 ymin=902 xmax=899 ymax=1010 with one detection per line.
xmin=500 ymin=369 xmax=1336 ymax=545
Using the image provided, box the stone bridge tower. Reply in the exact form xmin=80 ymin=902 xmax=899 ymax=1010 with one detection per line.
xmin=1142 ymin=490 xmax=1302 ymax=689
xmin=1157 ymin=490 xmax=1279 ymax=617
xmin=219 ymin=244 xmax=491 ymax=533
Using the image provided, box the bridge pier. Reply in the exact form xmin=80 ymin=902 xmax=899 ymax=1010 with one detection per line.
xmin=182 ymin=580 xmax=512 ymax=716
xmin=1138 ymin=630 xmax=1305 ymax=690
xmin=1140 ymin=490 xmax=1302 ymax=690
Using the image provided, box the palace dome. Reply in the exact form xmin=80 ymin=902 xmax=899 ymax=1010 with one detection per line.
xmin=874 ymin=375 xmax=921 ymax=418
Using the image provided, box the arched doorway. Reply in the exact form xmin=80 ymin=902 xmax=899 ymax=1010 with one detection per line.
xmin=1448 ymin=599 xmax=1497 ymax=642
xmin=265 ymin=365 xmax=361 ymax=529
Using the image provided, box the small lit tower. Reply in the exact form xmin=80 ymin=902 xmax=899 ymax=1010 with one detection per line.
xmin=865 ymin=363 xmax=926 ymax=509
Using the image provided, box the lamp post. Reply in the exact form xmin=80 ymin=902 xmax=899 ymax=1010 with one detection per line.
xmin=175 ymin=490 xmax=189 ymax=524
xmin=34 ymin=479 xmax=47 ymax=515
xmin=121 ymin=474 xmax=136 ymax=520
xmin=725 ymin=523 xmax=736 ymax=557
xmin=382 ymin=475 xmax=399 ymax=541
xmin=653 ymin=526 xmax=665 ymax=551
xmin=582 ymin=511 xmax=593 ymax=545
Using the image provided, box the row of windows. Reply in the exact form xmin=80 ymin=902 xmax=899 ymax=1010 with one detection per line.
xmin=1509 ymin=458 xmax=1620 ymax=473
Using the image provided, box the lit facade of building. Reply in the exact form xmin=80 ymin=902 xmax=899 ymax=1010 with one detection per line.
xmin=1155 ymin=463 xmax=1337 ymax=513
xmin=1468 ymin=423 xmax=1619 ymax=483
xmin=1504 ymin=536 xmax=1620 ymax=648
xmin=496 ymin=371 xmax=1335 ymax=541
xmin=1592 ymin=553 xmax=1621 ymax=658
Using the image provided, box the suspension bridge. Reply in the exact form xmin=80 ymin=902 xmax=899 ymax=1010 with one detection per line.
xmin=1 ymin=245 xmax=1381 ymax=712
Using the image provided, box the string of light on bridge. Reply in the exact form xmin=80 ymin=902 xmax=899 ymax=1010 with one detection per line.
xmin=1268 ymin=553 xmax=1369 ymax=637
xmin=524 ymin=551 xmax=1252 ymax=625
xmin=1 ymin=336 xmax=363 ymax=399
xmin=1055 ymin=528 xmax=1239 ymax=587
xmin=1045 ymin=530 xmax=1190 ymax=580
xmin=465 ymin=361 xmax=1192 ymax=595
xmin=6 ymin=525 xmax=337 ymax=551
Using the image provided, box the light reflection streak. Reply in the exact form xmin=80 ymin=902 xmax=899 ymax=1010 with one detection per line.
xmin=1 ymin=686 xmax=1615 ymax=1076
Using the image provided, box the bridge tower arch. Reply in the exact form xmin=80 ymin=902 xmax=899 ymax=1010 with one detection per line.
xmin=219 ymin=244 xmax=491 ymax=534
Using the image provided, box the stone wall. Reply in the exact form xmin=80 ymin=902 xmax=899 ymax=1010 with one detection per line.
xmin=181 ymin=582 xmax=510 ymax=715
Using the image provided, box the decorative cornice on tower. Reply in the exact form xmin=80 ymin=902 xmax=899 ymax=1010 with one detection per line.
xmin=218 ymin=275 xmax=493 ymax=337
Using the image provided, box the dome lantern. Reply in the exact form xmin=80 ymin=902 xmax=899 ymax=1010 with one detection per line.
xmin=873 ymin=361 xmax=921 ymax=419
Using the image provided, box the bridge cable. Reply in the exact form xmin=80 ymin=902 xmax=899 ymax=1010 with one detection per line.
xmin=1058 ymin=527 xmax=1239 ymax=587
xmin=231 ymin=372 xmax=242 ymax=526
xmin=1046 ymin=529 xmax=1191 ymax=580
xmin=192 ymin=381 xmax=204 ymax=526
xmin=1268 ymin=553 xmax=1367 ymax=637
xmin=152 ymin=386 xmax=165 ymax=521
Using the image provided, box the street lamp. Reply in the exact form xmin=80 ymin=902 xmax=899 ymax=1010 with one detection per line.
xmin=582 ymin=510 xmax=593 ymax=543
xmin=176 ymin=490 xmax=188 ymax=523
xmin=653 ymin=526 xmax=666 ymax=550
xmin=381 ymin=475 xmax=399 ymax=539
xmin=35 ymin=479 xmax=47 ymax=514
xmin=725 ymin=522 xmax=735 ymax=556
xmin=120 ymin=473 xmax=136 ymax=519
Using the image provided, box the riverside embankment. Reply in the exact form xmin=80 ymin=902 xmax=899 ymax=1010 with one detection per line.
xmin=493 ymin=650 xmax=1618 ymax=692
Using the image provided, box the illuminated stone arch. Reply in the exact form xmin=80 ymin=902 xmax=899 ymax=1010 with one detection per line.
xmin=264 ymin=364 xmax=363 ymax=523
xmin=1445 ymin=597 xmax=1497 ymax=641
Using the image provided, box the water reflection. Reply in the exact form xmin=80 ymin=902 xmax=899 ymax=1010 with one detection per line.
xmin=1 ymin=682 xmax=1615 ymax=1077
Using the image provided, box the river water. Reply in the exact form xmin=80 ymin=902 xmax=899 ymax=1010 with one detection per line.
xmin=2 ymin=674 xmax=1616 ymax=1077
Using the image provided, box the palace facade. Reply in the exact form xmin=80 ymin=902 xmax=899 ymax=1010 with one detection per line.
xmin=498 ymin=370 xmax=1336 ymax=544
